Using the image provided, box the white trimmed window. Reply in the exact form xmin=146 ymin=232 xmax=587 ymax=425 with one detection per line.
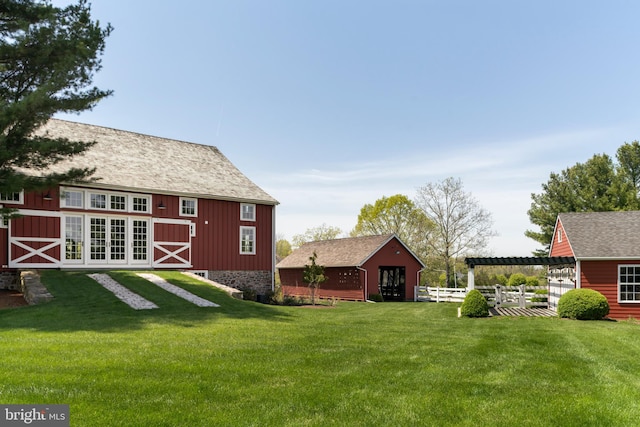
xmin=132 ymin=196 xmax=149 ymax=213
xmin=619 ymin=265 xmax=640 ymax=302
xmin=0 ymin=216 xmax=8 ymax=229
xmin=89 ymin=192 xmax=107 ymax=209
xmin=110 ymin=194 xmax=127 ymax=211
xmin=62 ymin=189 xmax=84 ymax=208
xmin=0 ymin=191 xmax=23 ymax=204
xmin=240 ymin=226 xmax=256 ymax=254
xmin=180 ymin=197 xmax=197 ymax=217
xmin=240 ymin=203 xmax=256 ymax=221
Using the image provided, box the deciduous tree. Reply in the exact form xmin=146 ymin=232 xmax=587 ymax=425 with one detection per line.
xmin=415 ymin=177 xmax=496 ymax=287
xmin=0 ymin=0 xmax=112 ymax=217
xmin=350 ymin=194 xmax=433 ymax=260
xmin=303 ymin=251 xmax=327 ymax=305
xmin=292 ymin=223 xmax=342 ymax=248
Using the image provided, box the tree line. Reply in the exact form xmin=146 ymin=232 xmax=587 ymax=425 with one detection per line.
xmin=278 ymin=177 xmax=496 ymax=288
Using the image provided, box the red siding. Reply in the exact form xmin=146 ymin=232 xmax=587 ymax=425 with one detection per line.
xmin=580 ymin=260 xmax=640 ymax=320
xmin=280 ymin=267 xmax=365 ymax=301
xmin=9 ymin=215 xmax=61 ymax=266
xmin=1 ymin=187 xmax=275 ymax=273
xmin=362 ymin=237 xmax=423 ymax=301
xmin=549 ymin=220 xmax=574 ymax=257
xmin=190 ymin=199 xmax=274 ymax=271
xmin=0 ymin=228 xmax=7 ymax=269
xmin=279 ymin=236 xmax=423 ymax=302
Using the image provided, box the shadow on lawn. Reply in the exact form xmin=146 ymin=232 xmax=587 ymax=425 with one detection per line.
xmin=0 ymin=270 xmax=294 ymax=332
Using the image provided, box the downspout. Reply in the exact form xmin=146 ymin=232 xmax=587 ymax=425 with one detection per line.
xmin=357 ymin=266 xmax=369 ymax=302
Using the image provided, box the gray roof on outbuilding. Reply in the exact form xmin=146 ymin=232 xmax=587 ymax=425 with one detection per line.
xmin=26 ymin=119 xmax=278 ymax=204
xmin=557 ymin=210 xmax=640 ymax=258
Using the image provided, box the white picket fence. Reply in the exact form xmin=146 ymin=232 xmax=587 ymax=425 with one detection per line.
xmin=415 ymin=284 xmax=549 ymax=308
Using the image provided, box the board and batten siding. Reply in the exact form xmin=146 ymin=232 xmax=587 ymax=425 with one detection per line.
xmin=361 ymin=238 xmax=423 ymax=301
xmin=279 ymin=267 xmax=365 ymax=301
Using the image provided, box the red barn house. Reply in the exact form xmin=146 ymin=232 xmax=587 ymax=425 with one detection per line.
xmin=277 ymin=234 xmax=425 ymax=301
xmin=0 ymin=120 xmax=278 ymax=295
xmin=549 ymin=210 xmax=640 ymax=319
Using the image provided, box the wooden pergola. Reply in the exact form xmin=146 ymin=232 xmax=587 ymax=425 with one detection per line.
xmin=464 ymin=256 xmax=576 ymax=289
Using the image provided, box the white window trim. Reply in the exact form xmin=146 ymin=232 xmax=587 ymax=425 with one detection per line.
xmin=618 ymin=264 xmax=640 ymax=303
xmin=240 ymin=226 xmax=256 ymax=255
xmin=0 ymin=191 xmax=24 ymax=204
xmin=61 ymin=188 xmax=84 ymax=209
xmin=240 ymin=203 xmax=256 ymax=221
xmin=61 ymin=187 xmax=151 ymax=214
xmin=180 ymin=197 xmax=198 ymax=217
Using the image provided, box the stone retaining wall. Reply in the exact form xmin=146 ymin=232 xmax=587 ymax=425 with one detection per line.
xmin=207 ymin=270 xmax=273 ymax=296
xmin=20 ymin=271 xmax=54 ymax=305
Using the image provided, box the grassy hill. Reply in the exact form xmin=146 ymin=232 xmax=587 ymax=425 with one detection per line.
xmin=0 ymin=270 xmax=639 ymax=426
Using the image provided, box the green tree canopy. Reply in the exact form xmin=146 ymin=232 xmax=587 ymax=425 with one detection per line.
xmin=350 ymin=194 xmax=433 ymax=260
xmin=527 ymin=145 xmax=640 ymax=254
xmin=0 ymin=0 xmax=112 ymax=216
xmin=292 ymin=223 xmax=343 ymax=248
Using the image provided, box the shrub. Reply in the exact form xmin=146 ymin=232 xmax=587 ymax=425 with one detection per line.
xmin=460 ymin=289 xmax=489 ymax=318
xmin=507 ymin=273 xmax=527 ymax=287
xmin=368 ymin=293 xmax=384 ymax=302
xmin=526 ymin=276 xmax=541 ymax=287
xmin=558 ymin=289 xmax=609 ymax=320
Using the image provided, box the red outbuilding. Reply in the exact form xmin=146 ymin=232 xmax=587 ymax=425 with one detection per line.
xmin=277 ymin=234 xmax=425 ymax=301
xmin=0 ymin=120 xmax=278 ymax=295
xmin=549 ymin=210 xmax=640 ymax=319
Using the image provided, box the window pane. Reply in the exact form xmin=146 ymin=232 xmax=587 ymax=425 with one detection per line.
xmin=65 ymin=216 xmax=83 ymax=260
xmin=64 ymin=191 xmax=83 ymax=208
xmin=110 ymin=195 xmax=126 ymax=210
xmin=90 ymin=194 xmax=106 ymax=209
xmin=132 ymin=197 xmax=148 ymax=212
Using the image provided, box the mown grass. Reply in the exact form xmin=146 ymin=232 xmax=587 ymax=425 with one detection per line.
xmin=1 ymin=270 xmax=639 ymax=426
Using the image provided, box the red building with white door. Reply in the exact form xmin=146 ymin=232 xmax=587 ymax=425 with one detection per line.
xmin=0 ymin=120 xmax=278 ymax=295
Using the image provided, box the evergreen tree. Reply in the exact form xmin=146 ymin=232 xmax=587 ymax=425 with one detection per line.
xmin=0 ymin=0 xmax=112 ymax=216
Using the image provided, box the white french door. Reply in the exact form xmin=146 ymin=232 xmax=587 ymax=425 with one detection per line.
xmin=63 ymin=215 xmax=150 ymax=267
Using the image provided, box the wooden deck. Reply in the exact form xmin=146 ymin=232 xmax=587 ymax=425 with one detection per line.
xmin=490 ymin=307 xmax=557 ymax=317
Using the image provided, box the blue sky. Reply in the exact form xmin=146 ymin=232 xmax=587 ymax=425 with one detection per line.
xmin=53 ymin=1 xmax=640 ymax=256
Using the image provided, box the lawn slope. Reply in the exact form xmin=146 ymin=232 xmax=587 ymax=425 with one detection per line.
xmin=0 ymin=270 xmax=638 ymax=426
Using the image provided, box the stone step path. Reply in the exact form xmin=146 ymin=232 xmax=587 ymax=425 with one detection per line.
xmin=88 ymin=273 xmax=159 ymax=310
xmin=137 ymin=273 xmax=219 ymax=307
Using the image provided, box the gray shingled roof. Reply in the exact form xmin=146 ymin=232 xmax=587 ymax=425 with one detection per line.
xmin=25 ymin=119 xmax=278 ymax=204
xmin=277 ymin=234 xmax=414 ymax=269
xmin=558 ymin=211 xmax=640 ymax=258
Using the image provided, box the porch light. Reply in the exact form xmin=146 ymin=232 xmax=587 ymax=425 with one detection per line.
xmin=43 ymin=192 xmax=53 ymax=201
xmin=157 ymin=202 xmax=166 ymax=209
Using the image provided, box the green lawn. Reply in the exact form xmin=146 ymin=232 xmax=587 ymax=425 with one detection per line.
xmin=1 ymin=270 xmax=639 ymax=426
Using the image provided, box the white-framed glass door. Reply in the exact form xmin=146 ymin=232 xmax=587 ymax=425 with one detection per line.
xmin=64 ymin=215 xmax=151 ymax=267
xmin=130 ymin=218 xmax=149 ymax=265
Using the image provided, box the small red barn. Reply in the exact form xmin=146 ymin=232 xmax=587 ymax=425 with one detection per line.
xmin=0 ymin=120 xmax=278 ymax=295
xmin=550 ymin=211 xmax=640 ymax=319
xmin=277 ymin=234 xmax=425 ymax=301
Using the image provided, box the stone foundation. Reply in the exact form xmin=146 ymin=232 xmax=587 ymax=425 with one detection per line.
xmin=0 ymin=271 xmax=19 ymax=290
xmin=207 ymin=270 xmax=273 ymax=296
